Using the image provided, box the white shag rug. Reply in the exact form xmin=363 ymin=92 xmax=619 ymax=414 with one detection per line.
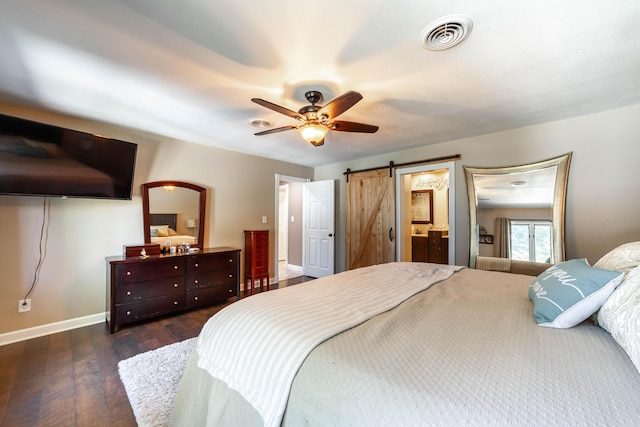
xmin=118 ymin=337 xmax=196 ymax=427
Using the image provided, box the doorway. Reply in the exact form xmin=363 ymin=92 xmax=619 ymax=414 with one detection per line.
xmin=395 ymin=162 xmax=456 ymax=264
xmin=274 ymin=175 xmax=336 ymax=283
xmin=276 ymin=176 xmax=306 ymax=282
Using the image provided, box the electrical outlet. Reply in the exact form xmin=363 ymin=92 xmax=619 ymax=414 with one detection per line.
xmin=18 ymin=299 xmax=31 ymax=313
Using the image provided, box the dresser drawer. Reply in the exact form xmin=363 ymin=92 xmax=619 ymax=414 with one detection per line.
xmin=187 ymin=252 xmax=237 ymax=273
xmin=187 ymin=285 xmax=236 ymax=309
xmin=252 ymin=231 xmax=269 ymax=244
xmin=115 ymin=294 xmax=186 ymax=325
xmin=115 ymin=258 xmax=186 ymax=284
xmin=187 ymin=268 xmax=237 ymax=291
xmin=115 ymin=277 xmax=185 ymax=304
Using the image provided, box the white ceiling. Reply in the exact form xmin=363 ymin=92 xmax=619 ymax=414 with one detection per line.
xmin=1 ymin=1 xmax=640 ymax=167
xmin=473 ymin=167 xmax=557 ymax=209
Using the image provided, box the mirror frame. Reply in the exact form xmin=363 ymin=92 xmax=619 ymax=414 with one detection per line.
xmin=464 ymin=152 xmax=572 ymax=268
xmin=142 ymin=180 xmax=207 ymax=249
xmin=411 ymin=189 xmax=434 ymax=224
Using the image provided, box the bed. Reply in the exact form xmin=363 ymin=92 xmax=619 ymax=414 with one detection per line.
xmin=149 ymin=213 xmax=198 ymax=246
xmin=171 ymin=243 xmax=640 ymax=426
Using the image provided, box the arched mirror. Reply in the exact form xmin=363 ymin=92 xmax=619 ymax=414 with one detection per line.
xmin=142 ymin=180 xmax=206 ymax=249
xmin=464 ymin=153 xmax=571 ymax=270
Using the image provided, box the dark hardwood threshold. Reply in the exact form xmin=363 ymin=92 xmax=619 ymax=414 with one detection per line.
xmin=0 ymin=276 xmax=314 ymax=427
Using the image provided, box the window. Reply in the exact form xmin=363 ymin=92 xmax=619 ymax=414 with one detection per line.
xmin=510 ymin=220 xmax=552 ymax=263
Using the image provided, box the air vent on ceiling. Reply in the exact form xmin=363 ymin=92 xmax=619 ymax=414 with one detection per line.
xmin=249 ymin=118 xmax=272 ymax=128
xmin=420 ymin=14 xmax=473 ymax=51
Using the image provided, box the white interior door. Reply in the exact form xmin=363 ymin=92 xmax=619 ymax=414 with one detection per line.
xmin=303 ymin=180 xmax=335 ymax=278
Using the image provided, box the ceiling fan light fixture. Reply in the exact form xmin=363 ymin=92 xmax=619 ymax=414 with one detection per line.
xmin=298 ymin=123 xmax=329 ymax=145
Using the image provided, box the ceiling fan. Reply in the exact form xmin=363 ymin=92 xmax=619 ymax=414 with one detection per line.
xmin=251 ymin=90 xmax=379 ymax=146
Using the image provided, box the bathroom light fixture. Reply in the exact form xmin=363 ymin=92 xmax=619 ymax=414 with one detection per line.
xmin=163 ymin=185 xmax=176 ymax=192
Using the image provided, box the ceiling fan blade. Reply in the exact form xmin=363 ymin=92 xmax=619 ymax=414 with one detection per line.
xmin=330 ymin=120 xmax=379 ymax=133
xmin=317 ymin=91 xmax=363 ymax=120
xmin=254 ymin=125 xmax=297 ymax=136
xmin=251 ymin=98 xmax=306 ymax=121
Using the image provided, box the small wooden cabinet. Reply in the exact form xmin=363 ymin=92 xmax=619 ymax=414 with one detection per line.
xmin=427 ymin=230 xmax=449 ymax=264
xmin=411 ymin=236 xmax=427 ymax=262
xmin=106 ymin=247 xmax=240 ymax=333
xmin=244 ymin=230 xmax=269 ymax=294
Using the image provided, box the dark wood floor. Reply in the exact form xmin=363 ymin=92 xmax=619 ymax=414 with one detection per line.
xmin=0 ymin=276 xmax=314 ymax=427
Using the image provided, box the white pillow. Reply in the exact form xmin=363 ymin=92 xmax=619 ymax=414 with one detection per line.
xmin=594 ymin=241 xmax=640 ymax=274
xmin=598 ymin=265 xmax=640 ymax=373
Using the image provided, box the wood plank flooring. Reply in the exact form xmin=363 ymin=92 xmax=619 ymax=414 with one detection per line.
xmin=0 ymin=276 xmax=314 ymax=427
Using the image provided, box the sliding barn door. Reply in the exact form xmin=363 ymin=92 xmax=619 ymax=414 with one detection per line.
xmin=346 ymin=169 xmax=396 ymax=270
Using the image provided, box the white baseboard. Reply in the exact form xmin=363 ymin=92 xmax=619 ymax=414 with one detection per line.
xmin=0 ymin=312 xmax=106 ymax=346
xmin=287 ymin=264 xmax=303 ymax=274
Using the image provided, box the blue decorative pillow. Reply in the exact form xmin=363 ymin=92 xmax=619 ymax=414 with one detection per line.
xmin=150 ymin=228 xmax=159 ymax=237
xmin=528 ymin=258 xmax=624 ymax=328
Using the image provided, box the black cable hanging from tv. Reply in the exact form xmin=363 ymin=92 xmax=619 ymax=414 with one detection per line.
xmin=22 ymin=197 xmax=50 ymax=304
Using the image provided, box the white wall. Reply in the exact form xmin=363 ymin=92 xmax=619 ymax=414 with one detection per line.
xmin=0 ymin=105 xmax=313 ymax=336
xmin=315 ymin=104 xmax=640 ymax=272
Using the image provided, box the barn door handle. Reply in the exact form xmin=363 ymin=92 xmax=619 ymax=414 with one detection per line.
xmin=389 ymin=227 xmax=394 ymax=242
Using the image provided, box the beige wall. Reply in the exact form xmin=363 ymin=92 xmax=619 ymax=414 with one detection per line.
xmin=315 ymin=103 xmax=640 ymax=272
xmin=0 ymin=105 xmax=313 ymax=335
xmin=2 ymin=102 xmax=639 ymax=337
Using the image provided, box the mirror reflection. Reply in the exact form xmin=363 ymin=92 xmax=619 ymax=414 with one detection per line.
xmin=142 ymin=181 xmax=206 ymax=249
xmin=464 ymin=153 xmax=571 ymax=270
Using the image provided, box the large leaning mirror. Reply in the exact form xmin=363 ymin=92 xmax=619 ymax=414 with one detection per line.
xmin=142 ymin=180 xmax=206 ymax=249
xmin=464 ymin=153 xmax=572 ymax=269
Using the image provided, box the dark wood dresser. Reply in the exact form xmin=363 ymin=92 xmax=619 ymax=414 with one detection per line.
xmin=106 ymin=247 xmax=240 ymax=333
xmin=244 ymin=230 xmax=269 ymax=294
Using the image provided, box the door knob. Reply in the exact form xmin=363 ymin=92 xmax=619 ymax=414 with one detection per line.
xmin=328 ymin=233 xmax=334 ymax=237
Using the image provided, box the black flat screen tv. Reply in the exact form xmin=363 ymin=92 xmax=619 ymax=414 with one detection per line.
xmin=0 ymin=113 xmax=137 ymax=200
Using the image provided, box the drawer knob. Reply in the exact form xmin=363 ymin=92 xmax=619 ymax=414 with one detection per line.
xmin=174 ymin=283 xmax=178 ymax=288
xmin=126 ymin=291 xmax=131 ymax=296
xmin=126 ymin=271 xmax=131 ymax=276
xmin=174 ymin=265 xmax=178 ymax=270
xmin=229 ymin=259 xmax=233 ymax=262
xmin=228 ymin=289 xmax=232 ymax=293
xmin=194 ymin=280 xmax=199 ymax=284
xmin=194 ymin=296 xmax=199 ymax=301
xmin=126 ymin=311 xmax=131 ymax=315
xmin=195 ymin=263 xmax=199 ymax=267
xmin=174 ymin=301 xmax=178 ymax=305
xmin=229 ymin=274 xmax=233 ymax=278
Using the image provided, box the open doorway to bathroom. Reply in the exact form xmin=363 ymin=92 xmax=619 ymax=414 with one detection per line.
xmin=395 ymin=162 xmax=456 ymax=264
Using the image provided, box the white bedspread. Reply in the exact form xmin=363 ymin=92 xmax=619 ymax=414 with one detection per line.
xmin=196 ymin=262 xmax=463 ymax=427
